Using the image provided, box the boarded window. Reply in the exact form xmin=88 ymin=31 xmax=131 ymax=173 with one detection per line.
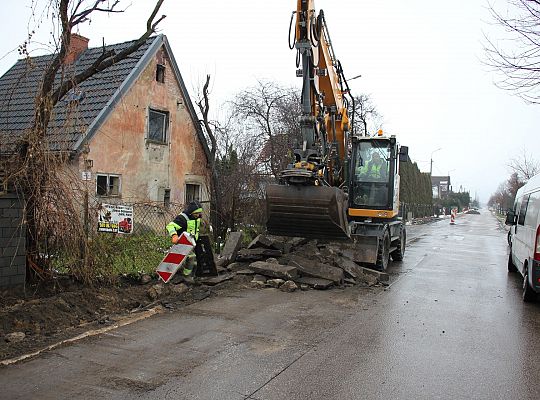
xmin=186 ymin=183 xmax=200 ymax=203
xmin=156 ymin=64 xmax=165 ymax=83
xmin=96 ymin=174 xmax=121 ymax=197
xmin=148 ymin=109 xmax=169 ymax=143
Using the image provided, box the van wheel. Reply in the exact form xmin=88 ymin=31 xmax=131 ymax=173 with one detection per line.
xmin=523 ymin=268 xmax=536 ymax=302
xmin=507 ymin=251 xmax=517 ymax=273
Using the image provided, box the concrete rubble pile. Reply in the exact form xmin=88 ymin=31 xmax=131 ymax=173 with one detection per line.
xmin=215 ymin=233 xmax=388 ymax=292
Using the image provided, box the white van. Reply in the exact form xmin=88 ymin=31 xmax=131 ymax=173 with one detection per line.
xmin=506 ymin=173 xmax=540 ymax=302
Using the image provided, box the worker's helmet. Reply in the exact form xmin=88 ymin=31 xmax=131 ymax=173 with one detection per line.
xmin=184 ymin=200 xmax=203 ymax=217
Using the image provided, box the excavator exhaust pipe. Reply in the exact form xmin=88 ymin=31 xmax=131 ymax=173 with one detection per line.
xmin=266 ymin=184 xmax=350 ymax=240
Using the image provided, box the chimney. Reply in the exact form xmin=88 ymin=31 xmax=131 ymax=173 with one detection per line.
xmin=64 ymin=34 xmax=89 ymax=64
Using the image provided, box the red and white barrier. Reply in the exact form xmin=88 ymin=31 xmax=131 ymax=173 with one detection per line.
xmin=156 ymin=232 xmax=196 ymax=283
xmin=450 ymin=208 xmax=457 ymax=225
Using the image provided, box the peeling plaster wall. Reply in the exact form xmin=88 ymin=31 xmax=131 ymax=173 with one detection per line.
xmin=82 ymin=46 xmax=209 ymax=205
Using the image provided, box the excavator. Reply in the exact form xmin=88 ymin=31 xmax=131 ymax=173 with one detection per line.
xmin=266 ymin=0 xmax=409 ymax=270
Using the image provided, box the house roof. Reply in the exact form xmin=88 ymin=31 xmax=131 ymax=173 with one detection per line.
xmin=0 ymin=34 xmax=210 ymax=162
xmin=431 ymin=176 xmax=451 ymax=186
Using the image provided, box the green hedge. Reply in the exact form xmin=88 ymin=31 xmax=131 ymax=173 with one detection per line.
xmin=399 ymin=161 xmax=433 ymax=206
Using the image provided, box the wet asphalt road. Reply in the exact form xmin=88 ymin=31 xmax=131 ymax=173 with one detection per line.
xmin=1 ymin=210 xmax=540 ymax=399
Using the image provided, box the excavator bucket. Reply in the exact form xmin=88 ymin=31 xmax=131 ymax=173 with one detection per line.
xmin=266 ymin=184 xmax=350 ymax=240
xmin=350 ymin=235 xmax=379 ymax=265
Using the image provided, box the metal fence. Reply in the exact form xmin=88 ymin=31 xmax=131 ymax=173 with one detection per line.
xmin=399 ymin=202 xmax=435 ymax=221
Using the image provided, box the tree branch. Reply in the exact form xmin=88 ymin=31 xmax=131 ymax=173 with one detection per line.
xmin=52 ymin=0 xmax=166 ymax=106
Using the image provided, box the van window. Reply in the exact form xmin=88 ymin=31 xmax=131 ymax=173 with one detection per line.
xmin=524 ymin=191 xmax=540 ymax=227
xmin=518 ymin=194 xmax=530 ymax=226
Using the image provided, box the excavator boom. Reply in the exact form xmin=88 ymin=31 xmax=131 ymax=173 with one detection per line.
xmin=265 ymin=1 xmax=408 ymax=271
xmin=265 ymin=0 xmax=352 ymax=240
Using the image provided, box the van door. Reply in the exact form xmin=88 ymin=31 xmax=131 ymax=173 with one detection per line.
xmin=514 ymin=194 xmax=530 ymax=272
xmin=524 ymin=190 xmax=540 ymax=268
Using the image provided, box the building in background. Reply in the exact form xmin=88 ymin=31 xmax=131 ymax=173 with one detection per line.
xmin=431 ymin=175 xmax=452 ymax=199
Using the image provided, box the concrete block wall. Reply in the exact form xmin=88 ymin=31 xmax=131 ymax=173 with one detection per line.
xmin=0 ymin=194 xmax=25 ymax=287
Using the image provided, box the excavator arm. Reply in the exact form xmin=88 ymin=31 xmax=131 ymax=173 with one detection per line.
xmin=267 ymin=1 xmax=409 ymax=271
xmin=266 ymin=0 xmax=353 ymax=239
xmin=289 ymin=0 xmax=353 ymax=187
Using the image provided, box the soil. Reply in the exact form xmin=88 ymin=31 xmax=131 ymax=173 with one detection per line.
xmin=0 ymin=233 xmax=400 ymax=363
xmin=0 ymin=272 xmax=253 ymax=362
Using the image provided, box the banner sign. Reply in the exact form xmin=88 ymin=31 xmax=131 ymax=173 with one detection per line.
xmin=97 ymin=203 xmax=134 ymax=234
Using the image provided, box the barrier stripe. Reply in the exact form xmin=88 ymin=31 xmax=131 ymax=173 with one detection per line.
xmin=171 ymin=243 xmax=194 ymax=255
xmin=163 ymin=252 xmax=185 ymax=265
xmin=178 ymin=234 xmax=194 ymax=246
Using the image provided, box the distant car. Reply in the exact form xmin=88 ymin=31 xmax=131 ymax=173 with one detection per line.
xmin=466 ymin=209 xmax=480 ymax=215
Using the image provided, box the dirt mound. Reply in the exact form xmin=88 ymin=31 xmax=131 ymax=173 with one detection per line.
xmin=0 ymin=274 xmax=251 ymax=362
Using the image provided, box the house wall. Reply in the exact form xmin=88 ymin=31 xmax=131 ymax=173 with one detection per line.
xmin=0 ymin=194 xmax=25 ymax=287
xmin=83 ymin=45 xmax=209 ymax=207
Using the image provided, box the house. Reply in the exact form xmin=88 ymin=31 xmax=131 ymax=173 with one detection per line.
xmin=0 ymin=33 xmax=211 ymax=207
xmin=0 ymin=34 xmax=212 ymax=287
xmin=431 ymin=175 xmax=451 ymax=199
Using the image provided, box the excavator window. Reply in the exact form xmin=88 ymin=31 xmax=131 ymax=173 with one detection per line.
xmin=354 ymin=143 xmax=390 ymax=183
xmin=352 ymin=141 xmax=393 ymax=208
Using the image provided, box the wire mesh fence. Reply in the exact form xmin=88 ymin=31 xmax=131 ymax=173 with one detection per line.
xmin=87 ymin=200 xmax=186 ymax=238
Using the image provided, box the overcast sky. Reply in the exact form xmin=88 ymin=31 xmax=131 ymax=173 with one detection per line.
xmin=1 ymin=0 xmax=539 ymax=203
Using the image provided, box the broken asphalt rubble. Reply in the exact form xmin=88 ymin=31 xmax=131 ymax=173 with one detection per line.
xmin=213 ymin=232 xmax=389 ymax=292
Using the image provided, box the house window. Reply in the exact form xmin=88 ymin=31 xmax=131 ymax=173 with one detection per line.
xmin=185 ymin=183 xmax=200 ymax=203
xmin=148 ymin=109 xmax=169 ymax=143
xmin=156 ymin=64 xmax=165 ymax=83
xmin=164 ymin=188 xmax=171 ymax=208
xmin=96 ymin=174 xmax=121 ymax=197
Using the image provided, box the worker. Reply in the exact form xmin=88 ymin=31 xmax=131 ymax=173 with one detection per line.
xmin=357 ymin=152 xmax=387 ymax=180
xmin=166 ymin=200 xmax=203 ymax=278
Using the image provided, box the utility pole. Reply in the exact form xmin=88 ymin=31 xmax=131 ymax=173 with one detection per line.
xmin=430 ymin=147 xmax=442 ymax=176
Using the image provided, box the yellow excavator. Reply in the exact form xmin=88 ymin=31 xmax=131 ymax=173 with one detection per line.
xmin=266 ymin=0 xmax=409 ymax=270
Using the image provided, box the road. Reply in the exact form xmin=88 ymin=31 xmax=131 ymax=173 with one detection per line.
xmin=1 ymin=210 xmax=540 ymax=399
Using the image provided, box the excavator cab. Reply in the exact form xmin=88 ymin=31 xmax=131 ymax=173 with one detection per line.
xmin=348 ymin=136 xmax=406 ymax=220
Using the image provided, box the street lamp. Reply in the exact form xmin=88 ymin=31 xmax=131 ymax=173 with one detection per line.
xmin=348 ymin=74 xmax=362 ymax=81
xmin=430 ymin=147 xmax=442 ymax=176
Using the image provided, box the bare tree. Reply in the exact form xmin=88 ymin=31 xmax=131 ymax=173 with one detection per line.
xmin=13 ymin=0 xmax=166 ymax=273
xmin=507 ymin=172 xmax=525 ymax=199
xmin=195 ymin=74 xmax=221 ymax=238
xmin=484 ymin=0 xmax=540 ymax=103
xmin=351 ymin=94 xmax=382 ymax=136
xmin=508 ymin=148 xmax=540 ymax=180
xmin=488 ymin=181 xmax=513 ymax=211
xmin=231 ymin=80 xmax=301 ymax=179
